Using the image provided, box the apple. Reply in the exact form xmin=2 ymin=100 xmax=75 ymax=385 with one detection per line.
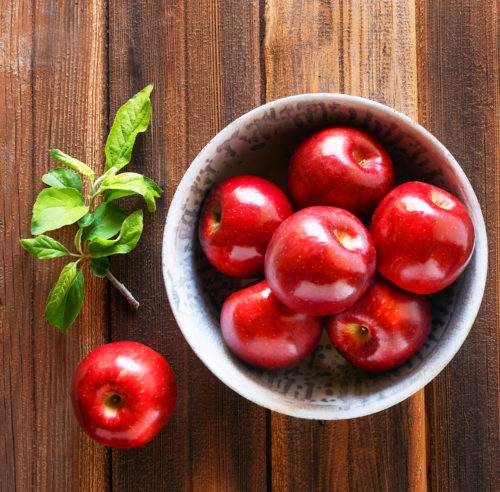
xmin=71 ymin=341 xmax=177 ymax=449
xmin=264 ymin=206 xmax=376 ymax=316
xmin=325 ymin=275 xmax=431 ymax=371
xmin=199 ymin=175 xmax=294 ymax=277
xmin=288 ymin=126 xmax=395 ymax=218
xmin=370 ymin=181 xmax=475 ymax=294
xmin=221 ymin=280 xmax=323 ymax=370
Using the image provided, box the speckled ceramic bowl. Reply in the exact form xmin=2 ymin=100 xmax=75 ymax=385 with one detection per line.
xmin=162 ymin=94 xmax=487 ymax=419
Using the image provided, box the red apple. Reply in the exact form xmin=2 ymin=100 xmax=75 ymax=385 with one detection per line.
xmin=71 ymin=341 xmax=177 ymax=449
xmin=264 ymin=206 xmax=376 ymax=316
xmin=199 ymin=175 xmax=294 ymax=277
xmin=221 ymin=280 xmax=323 ymax=370
xmin=288 ymin=126 xmax=395 ymax=218
xmin=370 ymin=181 xmax=475 ymax=294
xmin=325 ymin=275 xmax=431 ymax=371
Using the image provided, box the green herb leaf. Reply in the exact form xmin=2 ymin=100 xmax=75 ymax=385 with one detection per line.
xmin=78 ymin=212 xmax=94 ymax=228
xmin=101 ymin=172 xmax=160 ymax=212
xmin=103 ymin=176 xmax=162 ymax=202
xmin=48 ymin=149 xmax=94 ymax=178
xmin=88 ymin=210 xmax=143 ymax=258
xmin=44 ymin=262 xmax=85 ymax=333
xmin=103 ymin=189 xmax=134 ymax=202
xmin=31 ymin=188 xmax=89 ymax=235
xmin=42 ymin=168 xmax=82 ymax=191
xmin=20 ymin=235 xmax=70 ymax=259
xmin=74 ymin=228 xmax=83 ymax=253
xmin=105 ymin=84 xmax=153 ymax=172
xmin=81 ymin=202 xmax=127 ymax=242
xmin=144 ymin=176 xmax=163 ymax=196
xmin=90 ymin=257 xmax=110 ymax=278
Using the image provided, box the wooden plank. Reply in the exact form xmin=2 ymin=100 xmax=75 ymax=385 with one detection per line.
xmin=107 ymin=1 xmax=266 ymax=490
xmin=0 ymin=0 xmax=110 ymax=490
xmin=31 ymin=1 xmax=110 ymax=490
xmin=264 ymin=1 xmax=426 ymax=490
xmin=417 ymin=1 xmax=499 ymax=490
xmin=0 ymin=3 xmax=36 ymax=490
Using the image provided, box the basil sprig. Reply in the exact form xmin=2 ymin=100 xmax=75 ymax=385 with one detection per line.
xmin=20 ymin=85 xmax=162 ymax=333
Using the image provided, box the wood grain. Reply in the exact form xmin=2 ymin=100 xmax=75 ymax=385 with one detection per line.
xmin=264 ymin=1 xmax=426 ymax=491
xmin=417 ymin=1 xmax=499 ymax=490
xmin=31 ymin=1 xmax=110 ymax=490
xmin=107 ymin=1 xmax=265 ymax=490
xmin=1 ymin=0 xmax=498 ymax=490
xmin=0 ymin=3 xmax=36 ymax=490
xmin=0 ymin=0 xmax=110 ymax=490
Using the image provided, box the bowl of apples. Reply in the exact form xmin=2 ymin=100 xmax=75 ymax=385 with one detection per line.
xmin=162 ymin=94 xmax=487 ymax=419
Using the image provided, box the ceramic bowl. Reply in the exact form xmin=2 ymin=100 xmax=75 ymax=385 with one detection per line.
xmin=162 ymin=94 xmax=487 ymax=419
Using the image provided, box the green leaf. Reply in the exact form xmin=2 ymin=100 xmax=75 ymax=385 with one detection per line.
xmin=44 ymin=262 xmax=85 ymax=333
xmin=31 ymin=188 xmax=89 ymax=235
xmin=48 ymin=149 xmax=94 ymax=178
xmin=78 ymin=212 xmax=94 ymax=228
xmin=104 ymin=175 xmax=162 ymax=203
xmin=20 ymin=235 xmax=70 ymax=259
xmin=103 ymin=189 xmax=135 ymax=202
xmin=74 ymin=228 xmax=83 ymax=253
xmin=88 ymin=210 xmax=143 ymax=258
xmin=42 ymin=168 xmax=82 ymax=191
xmin=81 ymin=202 xmax=127 ymax=242
xmin=90 ymin=257 xmax=110 ymax=278
xmin=144 ymin=176 xmax=163 ymax=196
xmin=105 ymin=84 xmax=153 ymax=172
xmin=101 ymin=172 xmax=160 ymax=212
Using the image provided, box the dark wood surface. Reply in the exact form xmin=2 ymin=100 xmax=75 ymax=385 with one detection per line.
xmin=1 ymin=1 xmax=498 ymax=491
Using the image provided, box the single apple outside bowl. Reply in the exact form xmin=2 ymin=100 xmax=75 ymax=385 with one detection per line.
xmin=162 ymin=94 xmax=487 ymax=420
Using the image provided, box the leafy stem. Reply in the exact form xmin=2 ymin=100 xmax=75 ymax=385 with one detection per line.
xmin=20 ymin=84 xmax=161 ymax=333
xmin=88 ymin=189 xmax=100 ymax=211
xmin=87 ymin=168 xmax=117 ymax=209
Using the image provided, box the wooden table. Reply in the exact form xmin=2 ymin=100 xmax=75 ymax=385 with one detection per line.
xmin=1 ymin=1 xmax=498 ymax=490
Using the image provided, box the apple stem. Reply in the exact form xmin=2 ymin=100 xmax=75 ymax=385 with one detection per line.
xmin=106 ymin=271 xmax=140 ymax=309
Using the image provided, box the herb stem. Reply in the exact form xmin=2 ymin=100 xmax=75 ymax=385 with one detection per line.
xmin=88 ymin=194 xmax=97 ymax=211
xmin=87 ymin=173 xmax=107 ymax=209
xmin=106 ymin=270 xmax=140 ymax=309
xmin=92 ymin=173 xmax=108 ymax=189
xmin=88 ymin=188 xmax=100 ymax=210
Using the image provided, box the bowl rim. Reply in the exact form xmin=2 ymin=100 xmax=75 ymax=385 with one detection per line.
xmin=162 ymin=93 xmax=488 ymax=419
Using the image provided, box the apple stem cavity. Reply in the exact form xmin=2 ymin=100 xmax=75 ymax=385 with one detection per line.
xmin=104 ymin=393 xmax=125 ymax=410
xmin=334 ymin=229 xmax=360 ymax=251
xmin=347 ymin=323 xmax=371 ymax=343
xmin=106 ymin=271 xmax=140 ymax=309
xmin=431 ymin=191 xmax=454 ymax=210
xmin=352 ymin=146 xmax=371 ymax=167
xmin=210 ymin=205 xmax=222 ymax=231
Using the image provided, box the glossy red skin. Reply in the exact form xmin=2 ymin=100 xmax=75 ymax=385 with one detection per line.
xmin=288 ymin=126 xmax=395 ymax=218
xmin=221 ymin=280 xmax=323 ymax=370
xmin=370 ymin=181 xmax=475 ymax=294
xmin=71 ymin=342 xmax=177 ymax=449
xmin=199 ymin=175 xmax=294 ymax=277
xmin=264 ymin=206 xmax=376 ymax=316
xmin=325 ymin=275 xmax=431 ymax=371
